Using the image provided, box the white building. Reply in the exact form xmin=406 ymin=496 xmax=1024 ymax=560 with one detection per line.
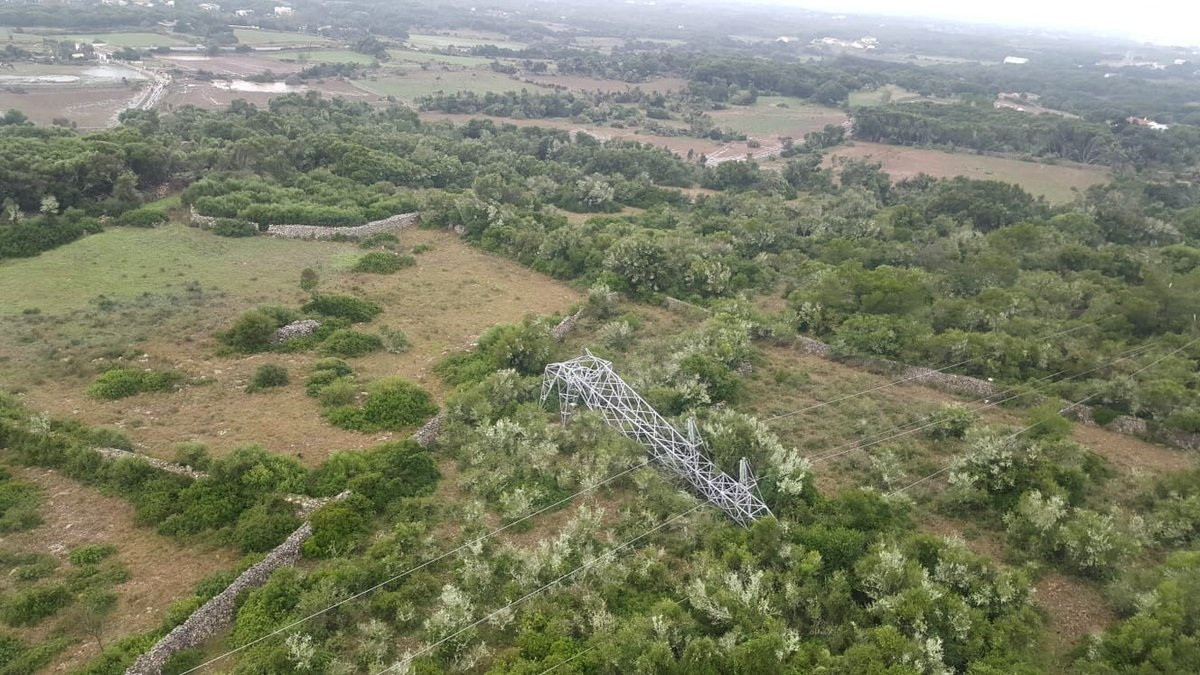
xmin=274 ymin=5 xmax=294 ymax=15
xmin=1003 ymin=56 xmax=1029 ymax=65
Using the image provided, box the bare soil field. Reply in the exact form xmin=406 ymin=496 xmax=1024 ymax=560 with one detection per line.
xmin=154 ymin=53 xmax=304 ymax=77
xmin=0 ymin=465 xmax=237 ymax=671
xmin=0 ymin=85 xmax=137 ymax=128
xmin=160 ymin=77 xmax=370 ymax=110
xmin=825 ymin=141 xmax=1111 ymax=204
xmin=3 ymin=226 xmax=581 ymax=465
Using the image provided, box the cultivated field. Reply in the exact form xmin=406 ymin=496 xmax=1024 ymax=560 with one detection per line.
xmin=520 ymin=74 xmax=688 ymax=94
xmin=385 ymin=48 xmax=495 ymax=67
xmin=0 ymin=225 xmax=581 ymax=465
xmin=53 ymin=31 xmax=196 ymax=48
xmin=709 ymin=95 xmax=848 ymax=138
xmin=264 ymin=48 xmax=379 ymax=65
xmin=352 ymin=68 xmax=530 ymax=101
xmin=848 ymin=84 xmax=927 ymax=106
xmin=0 ymin=85 xmax=137 ymax=128
xmin=153 ymin=52 xmax=305 ymax=76
xmin=232 ymin=28 xmax=333 ymax=48
xmin=825 ymin=141 xmax=1111 ymax=203
xmin=406 ymin=31 xmax=527 ymax=51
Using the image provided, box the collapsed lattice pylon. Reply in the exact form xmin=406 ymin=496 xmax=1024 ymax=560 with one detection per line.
xmin=542 ymin=351 xmax=772 ymax=526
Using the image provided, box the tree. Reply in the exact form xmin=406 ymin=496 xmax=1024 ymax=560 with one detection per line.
xmin=815 ymin=81 xmax=849 ymax=106
xmin=39 ymin=196 xmax=59 ymax=215
xmin=299 ymin=267 xmax=319 ymax=295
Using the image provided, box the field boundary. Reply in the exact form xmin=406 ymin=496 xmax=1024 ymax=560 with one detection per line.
xmin=188 ymin=207 xmax=420 ymax=239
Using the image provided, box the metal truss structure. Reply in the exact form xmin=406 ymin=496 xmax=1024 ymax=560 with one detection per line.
xmin=542 ymin=351 xmax=772 ymax=526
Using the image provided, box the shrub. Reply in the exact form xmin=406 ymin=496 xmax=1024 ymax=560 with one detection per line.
xmin=211 ymin=218 xmax=258 ymax=237
xmin=233 ymin=502 xmax=301 ymax=553
xmin=302 ymin=495 xmax=372 ymax=558
xmin=87 ymin=368 xmax=183 ymax=400
xmin=302 ymin=294 xmax=381 ymax=323
xmin=2 ymin=584 xmax=72 ymax=627
xmin=220 ymin=310 xmax=281 ymax=353
xmin=924 ymin=404 xmax=975 ymax=440
xmin=246 ymin=364 xmax=289 ymax=393
xmin=320 ymin=330 xmax=383 ymax=358
xmin=1165 ymin=408 xmax=1200 ymax=433
xmin=174 ymin=442 xmax=211 ymax=471
xmin=68 ymin=544 xmax=117 ymax=566
xmin=317 ymin=379 xmax=357 ymax=407
xmin=115 ymin=207 xmax=167 ymax=228
xmin=324 ymin=377 xmax=437 ymax=432
xmin=311 ymin=358 xmax=353 ymax=377
xmin=358 ymin=232 xmax=400 ymax=249
xmin=352 ymin=251 xmax=414 ymax=274
xmin=411 ymin=243 xmax=433 ymax=254
xmin=0 ymin=471 xmax=41 ymax=533
xmin=380 ymin=327 xmax=410 ymax=354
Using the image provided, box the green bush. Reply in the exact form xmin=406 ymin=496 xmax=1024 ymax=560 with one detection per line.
xmin=319 ymin=330 xmax=383 ymax=357
xmin=68 ymin=544 xmax=117 ymax=566
xmin=87 ymin=368 xmax=183 ymax=400
xmin=2 ymin=584 xmax=71 ymax=627
xmin=246 ymin=364 xmax=289 ymax=393
xmin=219 ymin=310 xmax=281 ymax=353
xmin=115 ymin=207 xmax=168 ymax=228
xmin=352 ymin=251 xmax=414 ymax=274
xmin=0 ymin=470 xmax=41 ymax=533
xmin=211 ymin=218 xmax=259 ymax=237
xmin=232 ymin=502 xmax=301 ymax=553
xmin=380 ymin=327 xmax=411 ymax=354
xmin=302 ymin=294 xmax=381 ymax=323
xmin=302 ymin=494 xmax=373 ymax=558
xmin=324 ymin=377 xmax=437 ymax=432
xmin=358 ymin=232 xmax=400 ymax=249
xmin=317 ymin=379 xmax=357 ymax=407
xmin=311 ymin=357 xmax=353 ymax=377
xmin=1166 ymin=408 xmax=1200 ymax=433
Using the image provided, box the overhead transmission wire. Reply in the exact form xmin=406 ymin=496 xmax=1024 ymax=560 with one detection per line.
xmin=180 ymin=458 xmax=654 ymax=674
xmin=181 ymin=324 xmax=1175 ymax=673
xmin=536 ymin=646 xmax=598 ymax=675
xmin=762 ymin=321 xmax=1096 ymax=423
xmin=885 ymin=334 xmax=1200 ymax=499
xmin=180 ymin=326 xmax=1100 ymax=671
xmin=804 ymin=340 xmax=1163 ymax=466
xmin=375 ymin=503 xmax=706 ymax=675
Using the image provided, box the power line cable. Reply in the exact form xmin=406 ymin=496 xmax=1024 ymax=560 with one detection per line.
xmin=180 ymin=458 xmax=655 ymax=674
xmin=375 ymin=504 xmax=705 ymax=674
xmin=763 ymin=322 xmax=1095 ymax=423
xmin=806 ymin=341 xmax=1160 ymax=466
xmin=883 ymin=333 xmax=1200 ymax=497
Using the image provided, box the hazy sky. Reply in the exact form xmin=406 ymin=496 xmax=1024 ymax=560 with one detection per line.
xmin=785 ymin=0 xmax=1200 ymax=47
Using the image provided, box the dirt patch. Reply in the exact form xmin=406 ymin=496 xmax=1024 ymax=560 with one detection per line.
xmin=825 ymin=141 xmax=1110 ymax=204
xmin=1070 ymin=424 xmax=1194 ymax=474
xmin=0 ymin=85 xmax=139 ymax=129
xmin=161 ymin=77 xmax=370 ymax=110
xmin=154 ymin=54 xmax=305 ymax=77
xmin=0 ymin=466 xmax=237 ymax=671
xmin=1035 ymin=572 xmax=1114 ymax=664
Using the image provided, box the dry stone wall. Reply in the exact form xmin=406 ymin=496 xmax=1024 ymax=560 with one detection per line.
xmin=125 ymin=523 xmax=314 ymax=675
xmin=264 ymin=212 xmax=419 ymax=240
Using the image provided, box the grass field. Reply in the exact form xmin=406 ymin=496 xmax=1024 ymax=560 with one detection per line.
xmin=406 ymin=32 xmax=527 ymax=51
xmin=825 ymin=141 xmax=1110 ymax=204
xmin=385 ymin=48 xmax=494 ymax=67
xmin=55 ymin=31 xmax=194 ymax=48
xmin=0 ymin=27 xmax=45 ymax=46
xmin=0 ymin=224 xmax=580 ymax=463
xmin=709 ymin=96 xmax=848 ymax=138
xmin=232 ymin=28 xmax=332 ymax=48
xmin=264 ymin=48 xmax=378 ymax=65
xmin=353 ymin=68 xmax=530 ymax=100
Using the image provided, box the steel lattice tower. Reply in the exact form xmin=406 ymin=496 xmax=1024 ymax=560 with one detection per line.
xmin=542 ymin=351 xmax=772 ymax=526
